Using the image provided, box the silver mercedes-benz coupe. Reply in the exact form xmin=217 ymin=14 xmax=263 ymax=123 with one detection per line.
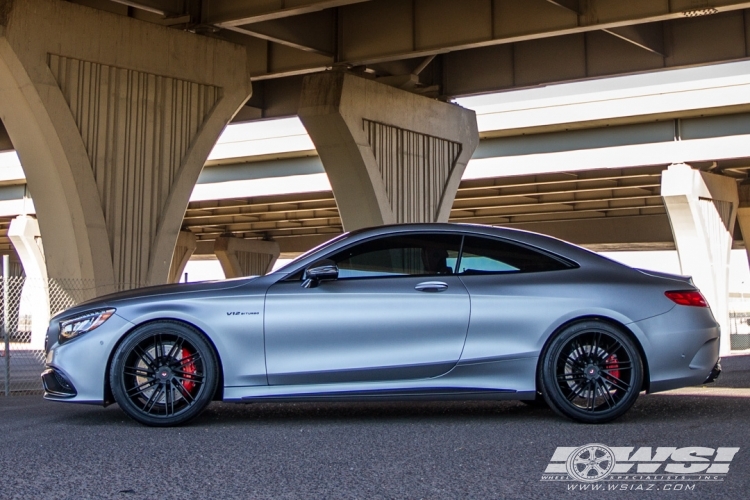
xmin=42 ymin=223 xmax=721 ymax=426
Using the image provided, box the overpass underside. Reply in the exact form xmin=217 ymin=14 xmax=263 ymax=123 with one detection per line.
xmin=182 ymin=165 xmax=688 ymax=256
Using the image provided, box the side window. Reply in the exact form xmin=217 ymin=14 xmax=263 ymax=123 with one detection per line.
xmin=329 ymin=234 xmax=463 ymax=279
xmin=457 ymin=236 xmax=571 ymax=275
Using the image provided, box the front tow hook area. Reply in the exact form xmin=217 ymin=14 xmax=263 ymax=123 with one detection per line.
xmin=703 ymin=361 xmax=722 ymax=384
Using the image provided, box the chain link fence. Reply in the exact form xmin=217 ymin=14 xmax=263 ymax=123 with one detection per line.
xmin=1 ymin=277 xmax=91 ymax=396
xmin=730 ymin=312 xmax=750 ymax=351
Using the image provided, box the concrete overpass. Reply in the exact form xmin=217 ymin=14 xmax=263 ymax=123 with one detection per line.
xmin=1 ymin=0 xmax=750 ymax=354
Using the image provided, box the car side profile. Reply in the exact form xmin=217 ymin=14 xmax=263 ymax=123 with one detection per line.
xmin=42 ymin=223 xmax=721 ymax=426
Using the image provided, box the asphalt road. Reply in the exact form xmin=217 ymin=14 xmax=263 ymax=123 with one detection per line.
xmin=1 ymin=355 xmax=748 ymax=500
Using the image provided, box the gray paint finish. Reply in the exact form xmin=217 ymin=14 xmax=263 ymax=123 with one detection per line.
xmin=42 ymin=223 xmax=719 ymax=413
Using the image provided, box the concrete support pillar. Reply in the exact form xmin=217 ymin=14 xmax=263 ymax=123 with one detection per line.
xmin=738 ymin=183 xmax=750 ymax=267
xmin=8 ymin=216 xmax=48 ymax=350
xmin=168 ymin=231 xmax=197 ymax=284
xmin=661 ymin=164 xmax=739 ymax=356
xmin=298 ymin=71 xmax=478 ymax=231
xmin=214 ymin=237 xmax=280 ymax=278
xmin=0 ymin=0 xmax=253 ymax=298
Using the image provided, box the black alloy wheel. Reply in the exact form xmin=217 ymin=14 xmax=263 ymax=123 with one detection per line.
xmin=110 ymin=321 xmax=218 ymax=427
xmin=540 ymin=321 xmax=643 ymax=424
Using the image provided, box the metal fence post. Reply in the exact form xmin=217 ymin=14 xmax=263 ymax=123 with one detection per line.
xmin=3 ymin=254 xmax=9 ymax=396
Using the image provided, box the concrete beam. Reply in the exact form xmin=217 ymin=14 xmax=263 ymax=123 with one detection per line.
xmin=545 ymin=0 xmax=579 ymax=13
xmin=208 ymin=0 xmax=370 ymax=26
xmin=227 ymin=10 xmax=336 ymax=56
xmin=110 ymin=0 xmax=184 ymax=16
xmin=298 ymin=71 xmax=478 ymax=231
xmin=214 ymin=236 xmax=280 ymax=277
xmin=604 ymin=22 xmax=665 ymax=55
xmin=244 ymin=0 xmax=750 ymax=81
xmin=246 ymin=10 xmax=750 ymax=115
xmin=662 ymin=163 xmax=739 ymax=355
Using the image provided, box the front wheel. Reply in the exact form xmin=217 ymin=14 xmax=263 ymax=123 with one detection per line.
xmin=540 ymin=321 xmax=643 ymax=424
xmin=110 ymin=321 xmax=219 ymax=427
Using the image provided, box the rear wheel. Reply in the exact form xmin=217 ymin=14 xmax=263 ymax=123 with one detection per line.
xmin=541 ymin=321 xmax=643 ymax=424
xmin=110 ymin=321 xmax=218 ymax=427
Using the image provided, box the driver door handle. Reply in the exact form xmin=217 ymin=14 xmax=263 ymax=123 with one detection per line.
xmin=415 ymin=281 xmax=448 ymax=293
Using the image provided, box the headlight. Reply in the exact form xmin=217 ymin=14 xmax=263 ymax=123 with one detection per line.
xmin=58 ymin=309 xmax=116 ymax=344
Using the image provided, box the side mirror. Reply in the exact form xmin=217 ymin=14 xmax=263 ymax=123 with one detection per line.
xmin=302 ymin=259 xmax=339 ymax=288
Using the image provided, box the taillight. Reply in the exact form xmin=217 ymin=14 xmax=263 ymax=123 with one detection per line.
xmin=665 ymin=290 xmax=708 ymax=307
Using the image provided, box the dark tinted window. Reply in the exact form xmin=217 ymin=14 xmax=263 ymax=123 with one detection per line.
xmin=457 ymin=236 xmax=571 ymax=275
xmin=329 ymin=234 xmax=463 ymax=279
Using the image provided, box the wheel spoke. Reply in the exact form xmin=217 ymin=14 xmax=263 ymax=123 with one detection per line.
xmin=173 ymin=374 xmax=204 ymax=386
xmin=605 ymin=374 xmax=631 ymax=392
xmin=586 ymin=381 xmax=596 ymax=411
xmin=592 ymin=332 xmax=601 ymax=359
xmin=134 ymin=345 xmax=155 ymax=368
xmin=596 ymin=379 xmax=615 ymax=409
xmin=143 ymin=384 xmax=165 ymax=414
xmin=166 ymin=337 xmax=185 ymax=361
xmin=602 ymin=361 xmax=632 ymax=371
xmin=153 ymin=336 xmax=162 ymax=360
xmin=165 ymin=382 xmax=174 ymax=416
xmin=126 ymin=378 xmax=158 ymax=397
xmin=172 ymin=379 xmax=195 ymax=405
xmin=124 ymin=365 xmax=153 ymax=377
xmin=565 ymin=380 xmax=588 ymax=402
xmin=177 ymin=352 xmax=201 ymax=368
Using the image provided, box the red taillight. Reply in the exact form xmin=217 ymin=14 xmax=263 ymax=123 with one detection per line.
xmin=665 ymin=290 xmax=708 ymax=307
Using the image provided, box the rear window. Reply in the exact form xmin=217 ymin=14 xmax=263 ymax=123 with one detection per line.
xmin=457 ymin=236 xmax=573 ymax=275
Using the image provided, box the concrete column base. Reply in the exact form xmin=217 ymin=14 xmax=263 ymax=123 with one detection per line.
xmin=661 ymin=163 xmax=739 ymax=356
xmin=214 ymin=237 xmax=280 ymax=278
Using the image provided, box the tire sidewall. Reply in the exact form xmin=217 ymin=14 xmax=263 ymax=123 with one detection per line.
xmin=110 ymin=321 xmax=218 ymax=427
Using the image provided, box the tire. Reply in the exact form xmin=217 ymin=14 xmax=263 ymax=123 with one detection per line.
xmin=540 ymin=321 xmax=643 ymax=424
xmin=110 ymin=321 xmax=219 ymax=427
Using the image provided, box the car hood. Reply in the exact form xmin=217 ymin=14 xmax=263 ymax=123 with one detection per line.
xmin=52 ymin=277 xmax=256 ymax=321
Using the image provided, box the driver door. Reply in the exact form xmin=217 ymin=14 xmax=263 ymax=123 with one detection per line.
xmin=264 ymin=233 xmax=470 ymax=385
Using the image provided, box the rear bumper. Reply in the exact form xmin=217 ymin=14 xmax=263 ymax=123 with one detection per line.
xmin=704 ymin=360 xmax=722 ymax=384
xmin=631 ymin=306 xmax=720 ymax=394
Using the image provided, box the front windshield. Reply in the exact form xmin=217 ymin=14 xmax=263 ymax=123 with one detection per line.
xmin=271 ymin=231 xmax=351 ymax=274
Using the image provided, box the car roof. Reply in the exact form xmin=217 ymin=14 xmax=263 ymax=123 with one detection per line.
xmin=274 ymin=222 xmax=619 ymax=275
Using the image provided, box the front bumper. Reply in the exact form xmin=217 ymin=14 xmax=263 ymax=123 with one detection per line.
xmin=42 ymin=368 xmax=77 ymax=398
xmin=43 ymin=312 xmax=134 ymax=404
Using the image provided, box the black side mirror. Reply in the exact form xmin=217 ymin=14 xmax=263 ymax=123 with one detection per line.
xmin=302 ymin=259 xmax=339 ymax=288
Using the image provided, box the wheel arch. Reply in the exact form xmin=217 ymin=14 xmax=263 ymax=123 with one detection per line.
xmin=103 ymin=318 xmax=225 ymax=406
xmin=535 ymin=315 xmax=651 ymax=394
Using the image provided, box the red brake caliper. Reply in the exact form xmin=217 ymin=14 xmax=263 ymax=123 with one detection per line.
xmin=605 ymin=354 xmax=620 ymax=385
xmin=181 ymin=348 xmax=196 ymax=393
